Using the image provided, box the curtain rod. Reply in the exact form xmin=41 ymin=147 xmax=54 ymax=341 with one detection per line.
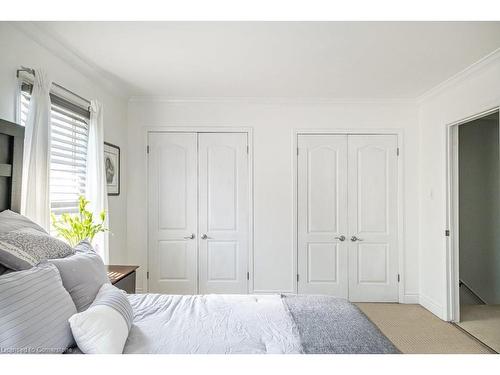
xmin=16 ymin=66 xmax=92 ymax=107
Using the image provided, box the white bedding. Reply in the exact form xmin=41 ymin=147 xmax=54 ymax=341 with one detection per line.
xmin=124 ymin=293 xmax=302 ymax=354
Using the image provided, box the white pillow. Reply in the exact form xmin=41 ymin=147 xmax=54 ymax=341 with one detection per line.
xmin=68 ymin=284 xmax=133 ymax=354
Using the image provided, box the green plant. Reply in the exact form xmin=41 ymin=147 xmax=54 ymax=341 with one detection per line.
xmin=51 ymin=196 xmax=108 ymax=247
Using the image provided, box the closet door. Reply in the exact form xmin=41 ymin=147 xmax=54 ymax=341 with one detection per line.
xmin=198 ymin=133 xmax=249 ymax=294
xmin=148 ymin=133 xmax=198 ymax=294
xmin=347 ymin=135 xmax=399 ymax=302
xmin=297 ymin=135 xmax=349 ymax=297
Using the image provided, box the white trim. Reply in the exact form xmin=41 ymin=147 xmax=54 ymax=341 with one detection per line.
xmin=446 ymin=124 xmax=460 ymax=322
xmin=292 ymin=128 xmax=406 ymax=303
xmin=252 ymin=289 xmax=295 ymax=294
xmin=291 ymin=129 xmax=299 ymax=294
xmin=143 ymin=125 xmax=254 ymax=294
xmin=417 ymin=47 xmax=500 ymax=104
xmin=10 ymin=22 xmax=131 ymax=99
xmin=445 ymin=106 xmax=500 ymax=322
xmin=128 ymin=96 xmax=416 ymax=105
xmin=420 ymin=293 xmax=446 ymax=320
xmin=402 ymin=294 xmax=419 ymax=304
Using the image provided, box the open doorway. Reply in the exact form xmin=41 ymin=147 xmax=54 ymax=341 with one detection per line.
xmin=449 ymin=110 xmax=500 ymax=352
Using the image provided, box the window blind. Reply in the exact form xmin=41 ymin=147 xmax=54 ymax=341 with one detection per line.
xmin=20 ymin=84 xmax=90 ymax=217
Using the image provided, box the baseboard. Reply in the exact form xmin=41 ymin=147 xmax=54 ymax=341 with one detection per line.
xmin=130 ymin=288 xmax=422 ymax=307
xmin=252 ymin=290 xmax=295 ymax=294
xmin=420 ymin=293 xmax=446 ymax=320
xmin=402 ymin=294 xmax=419 ymax=304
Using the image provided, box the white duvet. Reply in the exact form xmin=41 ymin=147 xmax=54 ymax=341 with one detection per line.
xmin=124 ymin=294 xmax=302 ymax=354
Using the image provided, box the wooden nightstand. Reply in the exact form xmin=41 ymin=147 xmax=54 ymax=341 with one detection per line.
xmin=106 ymin=265 xmax=139 ymax=294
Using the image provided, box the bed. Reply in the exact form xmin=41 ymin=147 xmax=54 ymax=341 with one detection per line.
xmin=123 ymin=293 xmax=398 ymax=354
xmin=0 ymin=120 xmax=398 ymax=354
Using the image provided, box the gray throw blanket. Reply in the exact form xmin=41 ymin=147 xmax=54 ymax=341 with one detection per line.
xmin=282 ymin=295 xmax=400 ymax=354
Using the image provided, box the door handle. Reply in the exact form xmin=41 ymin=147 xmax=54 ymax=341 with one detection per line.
xmin=334 ymin=235 xmax=346 ymax=242
xmin=201 ymin=234 xmax=210 ymax=240
xmin=351 ymin=236 xmax=364 ymax=242
xmin=183 ymin=233 xmax=195 ymax=240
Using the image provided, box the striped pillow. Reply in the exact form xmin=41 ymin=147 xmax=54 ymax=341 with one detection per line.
xmin=69 ymin=284 xmax=133 ymax=354
xmin=90 ymin=284 xmax=133 ymax=329
xmin=0 ymin=263 xmax=77 ymax=354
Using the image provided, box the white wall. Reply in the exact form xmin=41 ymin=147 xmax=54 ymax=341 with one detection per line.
xmin=127 ymin=99 xmax=420 ymax=298
xmin=0 ymin=23 xmax=128 ymax=264
xmin=418 ymin=51 xmax=500 ymax=320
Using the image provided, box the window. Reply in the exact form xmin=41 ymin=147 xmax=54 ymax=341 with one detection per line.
xmin=20 ymin=83 xmax=90 ymax=219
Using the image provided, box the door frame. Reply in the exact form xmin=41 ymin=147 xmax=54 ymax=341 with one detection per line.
xmin=292 ymin=128 xmax=405 ymax=302
xmin=445 ymin=107 xmax=499 ymax=322
xmin=144 ymin=126 xmax=254 ymax=294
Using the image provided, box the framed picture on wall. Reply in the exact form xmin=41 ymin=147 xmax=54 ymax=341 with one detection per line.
xmin=104 ymin=142 xmax=120 ymax=196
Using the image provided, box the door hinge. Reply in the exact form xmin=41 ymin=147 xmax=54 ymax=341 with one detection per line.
xmin=146 ymin=145 xmax=150 ymax=154
xmin=297 ymin=274 xmax=300 ymax=282
xmin=396 ymin=147 xmax=400 ymax=156
xmin=297 ymin=147 xmax=299 ymax=156
xmin=246 ymin=145 xmax=249 ymax=154
xmin=247 ymin=272 xmax=250 ymax=280
xmin=397 ymin=274 xmax=400 ymax=283
xmin=445 ymin=229 xmax=450 ymax=237
xmin=146 ymin=271 xmax=149 ymax=279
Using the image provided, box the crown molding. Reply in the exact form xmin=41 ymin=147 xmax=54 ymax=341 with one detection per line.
xmin=10 ymin=22 xmax=134 ymax=100
xmin=417 ymin=47 xmax=500 ymax=104
xmin=128 ymin=96 xmax=416 ymax=105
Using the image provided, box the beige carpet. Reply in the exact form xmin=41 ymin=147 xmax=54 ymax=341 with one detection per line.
xmin=356 ymin=303 xmax=495 ymax=354
xmin=457 ymin=305 xmax=500 ymax=353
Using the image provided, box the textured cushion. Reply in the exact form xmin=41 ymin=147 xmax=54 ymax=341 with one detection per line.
xmin=49 ymin=242 xmax=109 ymax=312
xmin=0 ymin=210 xmax=47 ymax=234
xmin=0 ymin=228 xmax=75 ymax=270
xmin=69 ymin=284 xmax=133 ymax=354
xmin=0 ymin=263 xmax=77 ymax=353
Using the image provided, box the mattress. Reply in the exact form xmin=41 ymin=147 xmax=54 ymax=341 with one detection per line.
xmin=123 ymin=293 xmax=399 ymax=354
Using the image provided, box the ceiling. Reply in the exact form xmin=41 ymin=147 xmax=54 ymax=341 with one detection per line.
xmin=29 ymin=22 xmax=500 ymax=99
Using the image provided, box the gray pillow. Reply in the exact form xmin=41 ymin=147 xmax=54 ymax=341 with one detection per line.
xmin=0 ymin=263 xmax=77 ymax=353
xmin=0 ymin=228 xmax=75 ymax=270
xmin=49 ymin=245 xmax=110 ymax=312
xmin=0 ymin=209 xmax=47 ymax=234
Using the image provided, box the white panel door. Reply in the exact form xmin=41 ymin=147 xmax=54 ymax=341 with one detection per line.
xmin=347 ymin=135 xmax=398 ymax=302
xmin=198 ymin=133 xmax=249 ymax=294
xmin=297 ymin=135 xmax=349 ymax=297
xmin=148 ymin=132 xmax=198 ymax=294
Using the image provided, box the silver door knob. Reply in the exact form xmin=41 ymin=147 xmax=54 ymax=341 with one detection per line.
xmin=183 ymin=233 xmax=195 ymax=240
xmin=351 ymin=236 xmax=364 ymax=242
xmin=201 ymin=234 xmax=208 ymax=240
xmin=334 ymin=235 xmax=346 ymax=242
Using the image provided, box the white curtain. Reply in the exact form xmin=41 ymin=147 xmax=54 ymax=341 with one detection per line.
xmin=86 ymin=100 xmax=109 ymax=262
xmin=21 ymin=69 xmax=52 ymax=231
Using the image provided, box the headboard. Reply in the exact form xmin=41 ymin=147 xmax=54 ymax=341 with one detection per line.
xmin=0 ymin=119 xmax=24 ymax=213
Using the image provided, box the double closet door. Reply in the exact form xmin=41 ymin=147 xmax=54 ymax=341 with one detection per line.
xmin=297 ymin=134 xmax=399 ymax=302
xmin=148 ymin=132 xmax=249 ymax=295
